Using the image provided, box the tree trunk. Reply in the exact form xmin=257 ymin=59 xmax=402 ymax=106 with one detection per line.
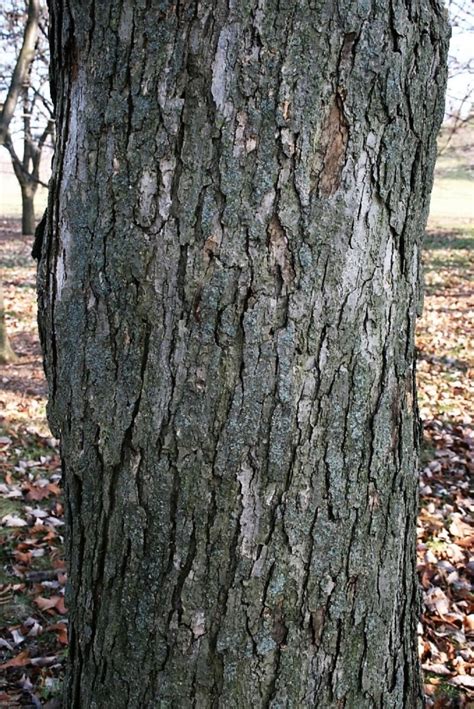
xmin=39 ymin=2 xmax=448 ymax=707
xmin=0 ymin=282 xmax=17 ymax=365
xmin=0 ymin=0 xmax=40 ymax=147
xmin=21 ymin=184 xmax=36 ymax=236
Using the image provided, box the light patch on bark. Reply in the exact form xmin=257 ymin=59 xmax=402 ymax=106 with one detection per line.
xmin=267 ymin=215 xmax=295 ymax=289
xmin=298 ymin=484 xmax=312 ymax=512
xmin=318 ymin=333 xmax=328 ymax=371
xmin=237 ymin=462 xmax=261 ymax=558
xmin=86 ymin=290 xmax=96 ymax=311
xmin=191 ymin=610 xmax=206 ymax=639
xmin=136 ymin=169 xmax=157 ymax=227
xmin=264 ymin=483 xmax=276 ymax=507
xmin=118 ymin=2 xmax=133 ymax=43
xmin=211 ymin=25 xmax=236 ymax=118
xmin=251 ymin=544 xmax=267 ymax=578
xmin=55 ymin=226 xmax=71 ymax=302
xmin=56 ymin=70 xmax=86 ymax=302
xmin=233 ymin=111 xmax=247 ymax=156
xmin=257 ymin=190 xmax=275 ymax=224
xmin=158 ymin=158 xmax=175 ymax=220
xmin=246 ymin=136 xmax=257 ymax=152
xmin=280 ymin=127 xmax=295 ymax=157
xmin=383 ymin=235 xmax=396 ymax=293
xmin=203 ymin=230 xmax=222 ymax=264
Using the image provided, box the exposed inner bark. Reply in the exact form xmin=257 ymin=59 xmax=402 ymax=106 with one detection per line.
xmin=311 ymin=94 xmax=349 ymax=197
xmin=39 ymin=1 xmax=449 ymax=707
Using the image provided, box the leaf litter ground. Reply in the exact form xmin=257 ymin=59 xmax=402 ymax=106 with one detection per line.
xmin=0 ymin=220 xmax=472 ymax=707
xmin=417 ymin=228 xmax=473 ymax=707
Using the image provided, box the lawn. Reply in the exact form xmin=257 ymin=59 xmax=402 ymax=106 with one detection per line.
xmin=0 ymin=130 xmax=472 ymax=705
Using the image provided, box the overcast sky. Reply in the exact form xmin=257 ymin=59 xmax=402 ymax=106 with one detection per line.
xmin=447 ymin=24 xmax=474 ymax=117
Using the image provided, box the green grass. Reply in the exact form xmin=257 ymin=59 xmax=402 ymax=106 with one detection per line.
xmin=424 ymin=229 xmax=474 ymax=251
xmin=0 ymin=590 xmax=34 ymax=628
xmin=434 ymin=682 xmax=464 ymax=700
xmin=428 ymin=178 xmax=474 ymax=228
xmin=425 ymin=538 xmax=450 ymax=552
xmin=428 ymin=122 xmax=474 ymax=232
xmin=0 ymin=497 xmax=24 ymax=520
xmin=420 ymin=438 xmax=436 ymax=467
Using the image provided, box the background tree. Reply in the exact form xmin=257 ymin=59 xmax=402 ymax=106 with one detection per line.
xmin=0 ymin=0 xmax=54 ymax=235
xmin=5 ymin=86 xmax=54 ymax=235
xmin=0 ymin=0 xmax=52 ymax=364
xmin=39 ymin=1 xmax=449 ymax=706
xmin=441 ymin=0 xmax=474 ymax=149
xmin=0 ymin=0 xmax=39 ymax=146
xmin=0 ymin=0 xmax=41 ymax=364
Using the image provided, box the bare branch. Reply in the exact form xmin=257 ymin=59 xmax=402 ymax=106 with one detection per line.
xmin=3 ymin=127 xmax=49 ymax=189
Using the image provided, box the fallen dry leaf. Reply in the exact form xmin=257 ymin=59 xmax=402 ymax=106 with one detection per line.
xmin=34 ymin=595 xmax=61 ymax=611
xmin=47 ymin=622 xmax=68 ymax=645
xmin=0 ymin=650 xmax=30 ymax=670
xmin=2 ymin=513 xmax=28 ymax=527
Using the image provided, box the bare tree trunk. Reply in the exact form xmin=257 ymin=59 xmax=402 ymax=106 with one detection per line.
xmin=0 ymin=283 xmax=17 ymax=365
xmin=39 ymin=2 xmax=449 ymax=707
xmin=21 ymin=183 xmax=36 ymax=235
xmin=0 ymin=0 xmax=40 ymax=146
xmin=0 ymin=0 xmax=40 ymax=364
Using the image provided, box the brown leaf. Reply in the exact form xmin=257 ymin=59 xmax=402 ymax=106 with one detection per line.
xmin=34 ymin=595 xmax=61 ymax=611
xmin=465 ymin=614 xmax=474 ymax=631
xmin=421 ymin=661 xmax=451 ymax=676
xmin=47 ymin=622 xmax=68 ymax=645
xmin=0 ymin=650 xmax=30 ymax=669
xmin=0 ymin=693 xmax=15 ymax=702
xmin=54 ymin=596 xmax=67 ymax=614
xmin=13 ymin=551 xmax=32 ymax=564
xmin=26 ymin=486 xmax=51 ymax=501
xmin=457 ymin=535 xmax=474 ymax=548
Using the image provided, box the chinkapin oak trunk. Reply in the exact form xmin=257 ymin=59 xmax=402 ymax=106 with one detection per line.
xmin=39 ymin=1 xmax=448 ymax=706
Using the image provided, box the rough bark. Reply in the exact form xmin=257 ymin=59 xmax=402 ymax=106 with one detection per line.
xmin=39 ymin=1 xmax=449 ymax=707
